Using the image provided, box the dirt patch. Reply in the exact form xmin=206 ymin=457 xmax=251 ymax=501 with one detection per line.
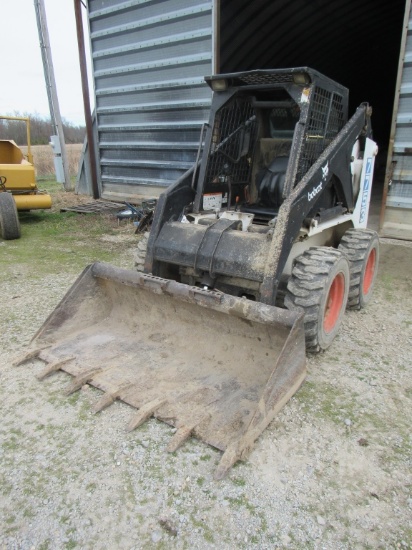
xmin=0 ymin=226 xmax=411 ymax=548
xmin=46 ymin=183 xmax=101 ymax=212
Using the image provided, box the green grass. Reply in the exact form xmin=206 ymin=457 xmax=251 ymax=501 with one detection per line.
xmin=296 ymin=379 xmax=361 ymax=425
xmin=6 ymin=211 xmax=116 ymax=275
xmin=199 ymin=454 xmax=212 ymax=461
xmin=296 ymin=375 xmax=412 ymax=467
xmin=2 ymin=179 xmax=135 ymax=279
xmin=231 ymin=477 xmax=246 ymax=487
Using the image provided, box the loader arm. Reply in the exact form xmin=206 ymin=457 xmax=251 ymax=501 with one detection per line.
xmin=145 ymin=166 xmax=195 ymax=273
xmin=260 ymin=104 xmax=372 ymax=304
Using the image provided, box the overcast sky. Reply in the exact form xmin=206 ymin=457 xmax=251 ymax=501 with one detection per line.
xmin=1 ymin=0 xmax=92 ymax=125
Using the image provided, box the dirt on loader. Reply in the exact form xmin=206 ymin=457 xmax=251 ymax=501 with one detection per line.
xmin=0 ymin=206 xmax=411 ymax=548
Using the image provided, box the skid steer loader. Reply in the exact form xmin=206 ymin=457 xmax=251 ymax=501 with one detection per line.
xmin=17 ymin=68 xmax=379 ymax=479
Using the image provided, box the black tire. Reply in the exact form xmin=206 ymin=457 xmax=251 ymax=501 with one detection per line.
xmin=0 ymin=192 xmax=21 ymax=240
xmin=338 ymin=228 xmax=379 ymax=310
xmin=134 ymin=231 xmax=149 ymax=272
xmin=285 ymin=247 xmax=350 ymax=353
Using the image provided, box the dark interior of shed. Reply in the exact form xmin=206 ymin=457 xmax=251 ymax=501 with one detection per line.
xmin=219 ymin=0 xmax=406 ymax=186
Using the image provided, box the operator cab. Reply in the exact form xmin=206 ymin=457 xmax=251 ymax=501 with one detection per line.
xmin=192 ymin=68 xmax=350 ymax=229
xmin=242 ymin=95 xmax=300 ymax=221
xmin=196 ymin=88 xmax=302 ymax=224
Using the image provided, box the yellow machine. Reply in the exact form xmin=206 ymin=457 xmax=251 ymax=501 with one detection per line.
xmin=0 ymin=116 xmax=52 ymax=240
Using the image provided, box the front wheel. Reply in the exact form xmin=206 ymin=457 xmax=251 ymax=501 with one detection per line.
xmin=285 ymin=247 xmax=350 ymax=353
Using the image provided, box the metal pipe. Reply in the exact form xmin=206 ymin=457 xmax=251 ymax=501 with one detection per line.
xmin=74 ymin=0 xmax=100 ymax=200
xmin=14 ymin=194 xmax=52 ymax=211
xmin=192 ymin=123 xmax=208 ymax=191
xmin=26 ymin=118 xmax=32 ymax=165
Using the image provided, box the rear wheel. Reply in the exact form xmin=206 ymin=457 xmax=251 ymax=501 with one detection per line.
xmin=338 ymin=228 xmax=379 ymax=309
xmin=285 ymin=247 xmax=350 ymax=353
xmin=0 ymin=192 xmax=21 ymax=240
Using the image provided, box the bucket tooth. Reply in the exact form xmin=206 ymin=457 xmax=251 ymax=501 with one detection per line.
xmin=167 ymin=427 xmax=192 ymax=452
xmin=13 ymin=346 xmax=51 ymax=367
xmin=92 ymin=393 xmax=117 ymax=414
xmin=92 ymin=384 xmax=131 ymax=414
xmin=65 ymin=368 xmax=102 ymax=395
xmin=167 ymin=414 xmax=210 ymax=453
xmin=36 ymin=356 xmax=75 ymax=380
xmin=126 ymin=398 xmax=166 ymax=432
xmin=214 ymin=442 xmax=242 ymax=480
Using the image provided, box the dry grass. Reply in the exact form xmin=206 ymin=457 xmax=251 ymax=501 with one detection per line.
xmin=21 ymin=143 xmax=82 ymax=179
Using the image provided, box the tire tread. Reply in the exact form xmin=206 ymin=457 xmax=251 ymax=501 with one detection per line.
xmin=338 ymin=228 xmax=379 ymax=309
xmin=285 ymin=247 xmax=349 ymax=353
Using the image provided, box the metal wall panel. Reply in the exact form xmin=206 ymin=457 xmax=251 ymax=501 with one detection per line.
xmin=381 ymin=0 xmax=412 ymax=239
xmin=86 ymin=0 xmax=213 ymax=200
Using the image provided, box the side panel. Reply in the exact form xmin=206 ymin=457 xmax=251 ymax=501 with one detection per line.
xmin=352 ymin=138 xmax=378 ymax=228
xmin=86 ymin=0 xmax=213 ymax=201
xmin=381 ymin=0 xmax=412 ymax=240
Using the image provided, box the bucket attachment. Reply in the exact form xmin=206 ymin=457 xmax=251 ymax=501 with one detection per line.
xmin=16 ymin=262 xmax=306 ymax=479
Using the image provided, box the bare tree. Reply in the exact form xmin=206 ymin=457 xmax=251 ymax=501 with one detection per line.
xmin=0 ymin=112 xmax=85 ymax=145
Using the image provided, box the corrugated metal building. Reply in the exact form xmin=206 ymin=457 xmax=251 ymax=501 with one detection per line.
xmin=380 ymin=0 xmax=412 ymax=239
xmin=77 ymin=0 xmax=412 ymax=239
xmin=77 ymin=0 xmax=215 ymax=200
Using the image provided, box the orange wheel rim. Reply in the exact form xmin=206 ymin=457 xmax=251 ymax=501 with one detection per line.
xmin=363 ymin=248 xmax=376 ymax=295
xmin=324 ymin=273 xmax=345 ymax=333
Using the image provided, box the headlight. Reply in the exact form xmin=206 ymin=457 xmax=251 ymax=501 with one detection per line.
xmin=293 ymin=72 xmax=311 ymax=86
xmin=211 ymin=79 xmax=228 ymax=92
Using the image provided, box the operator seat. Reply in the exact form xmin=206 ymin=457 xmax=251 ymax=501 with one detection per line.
xmin=241 ymin=142 xmax=290 ymax=219
xmin=255 ymin=156 xmax=288 ymax=208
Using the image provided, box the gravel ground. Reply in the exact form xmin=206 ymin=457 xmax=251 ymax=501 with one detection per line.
xmin=1 ymin=233 xmax=411 ymax=550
